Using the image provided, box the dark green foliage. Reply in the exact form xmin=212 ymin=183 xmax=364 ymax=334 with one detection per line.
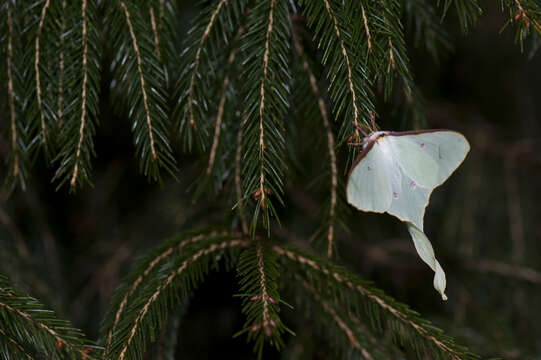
xmin=0 ymin=275 xmax=97 ymax=359
xmin=174 ymin=0 xmax=248 ymax=151
xmin=99 ymin=230 xmax=248 ymax=360
xmin=439 ymin=0 xmax=482 ymax=32
xmin=240 ymin=0 xmax=291 ymax=233
xmin=107 ymin=0 xmax=177 ymax=183
xmin=0 ymin=0 xmax=30 ymax=190
xmin=54 ymin=0 xmax=102 ymax=189
xmin=236 ymin=242 xmax=290 ymax=356
xmin=275 ymin=245 xmax=479 ymax=360
xmin=1 ymin=0 xmax=541 ymax=359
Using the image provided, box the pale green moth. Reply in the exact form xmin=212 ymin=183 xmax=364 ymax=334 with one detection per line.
xmin=346 ymin=129 xmax=470 ymax=300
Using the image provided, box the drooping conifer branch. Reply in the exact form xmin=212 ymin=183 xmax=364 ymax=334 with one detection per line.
xmin=299 ymin=278 xmax=373 ymax=359
xmin=236 ymin=123 xmax=249 ymax=234
xmin=0 ymin=287 xmax=94 ymax=360
xmin=102 ymin=231 xmax=224 ymax=358
xmin=256 ymin=0 xmax=278 ymax=210
xmin=149 ymin=6 xmax=161 ymax=58
xmin=291 ymin=29 xmax=337 ymax=258
xmin=207 ymin=27 xmax=244 ymax=175
xmin=361 ymin=4 xmax=372 ymax=53
xmin=273 ymin=246 xmax=473 ymax=359
xmin=256 ymin=242 xmax=272 ymax=330
xmin=117 ymin=239 xmax=250 ymax=360
xmin=0 ymin=328 xmax=33 ymax=360
xmin=57 ymin=0 xmax=67 ymax=127
xmin=388 ymin=37 xmax=396 ymax=71
xmin=120 ymin=1 xmax=157 ymax=161
xmin=7 ymin=7 xmax=18 ymax=178
xmin=187 ymin=0 xmax=228 ymax=129
xmin=70 ymin=0 xmax=90 ymax=188
xmin=322 ymin=0 xmax=361 ymax=138
xmin=35 ymin=0 xmax=51 ymax=145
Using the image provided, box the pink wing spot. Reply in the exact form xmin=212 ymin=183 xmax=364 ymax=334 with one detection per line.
xmin=410 ymin=181 xmax=416 ymax=189
xmin=420 ymin=143 xmax=425 ymax=149
xmin=393 ymin=192 xmax=398 ymax=199
xmin=367 ymin=166 xmax=372 ymax=171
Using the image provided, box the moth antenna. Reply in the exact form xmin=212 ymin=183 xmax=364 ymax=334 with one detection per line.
xmin=348 ymin=139 xmax=370 ymax=147
xmin=370 ymin=111 xmax=376 ymax=131
xmin=351 ymin=121 xmax=369 ymax=138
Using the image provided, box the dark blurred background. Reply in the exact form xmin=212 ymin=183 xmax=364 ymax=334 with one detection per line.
xmin=1 ymin=1 xmax=541 ymax=359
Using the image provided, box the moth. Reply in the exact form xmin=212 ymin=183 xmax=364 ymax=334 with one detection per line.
xmin=346 ymin=125 xmax=470 ymax=300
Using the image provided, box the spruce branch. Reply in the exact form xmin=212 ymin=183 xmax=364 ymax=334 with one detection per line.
xmin=54 ymin=0 xmax=101 ymax=190
xmin=297 ymin=277 xmax=376 ymax=359
xmin=0 ymin=327 xmax=33 ymax=360
xmin=439 ymin=0 xmax=482 ymax=32
xmin=404 ymin=0 xmax=453 ymax=63
xmin=500 ymin=0 xmax=541 ymax=53
xmin=149 ymin=6 xmax=161 ymax=59
xmin=108 ymin=0 xmax=177 ymax=182
xmin=26 ymin=0 xmax=61 ymax=157
xmin=236 ymin=120 xmax=250 ymax=234
xmin=291 ymin=27 xmax=338 ymax=258
xmin=102 ymin=233 xmax=249 ymax=360
xmin=207 ymin=26 xmax=244 ymax=175
xmin=101 ymin=230 xmax=227 ymax=358
xmin=56 ymin=0 xmax=68 ymax=128
xmin=7 ymin=6 xmax=18 ymax=179
xmin=35 ymin=0 xmax=51 ymax=146
xmin=273 ymin=245 xmax=479 ymax=359
xmin=297 ymin=0 xmax=374 ymax=144
xmin=174 ymin=0 xmax=246 ymax=150
xmin=322 ymin=0 xmax=363 ymax=137
xmin=3 ymin=1 xmax=29 ymax=189
xmin=120 ymin=1 xmax=157 ymax=161
xmin=0 ymin=276 xmax=98 ymax=359
xmin=240 ymin=0 xmax=290 ymax=233
xmin=236 ymin=241 xmax=289 ymax=357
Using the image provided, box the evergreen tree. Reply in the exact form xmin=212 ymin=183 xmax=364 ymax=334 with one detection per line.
xmin=1 ymin=0 xmax=541 ymax=359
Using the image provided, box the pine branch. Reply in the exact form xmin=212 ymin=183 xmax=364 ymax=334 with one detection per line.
xmin=273 ymin=245 xmax=480 ymax=360
xmin=240 ymin=0 xmax=291 ymax=233
xmin=108 ymin=0 xmax=177 ymax=182
xmin=54 ymin=0 xmax=102 ymax=190
xmin=0 ymin=275 xmax=98 ymax=359
xmin=101 ymin=232 xmax=249 ymax=360
xmin=174 ymin=0 xmax=247 ymax=151
xmin=236 ymin=241 xmax=290 ymax=358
